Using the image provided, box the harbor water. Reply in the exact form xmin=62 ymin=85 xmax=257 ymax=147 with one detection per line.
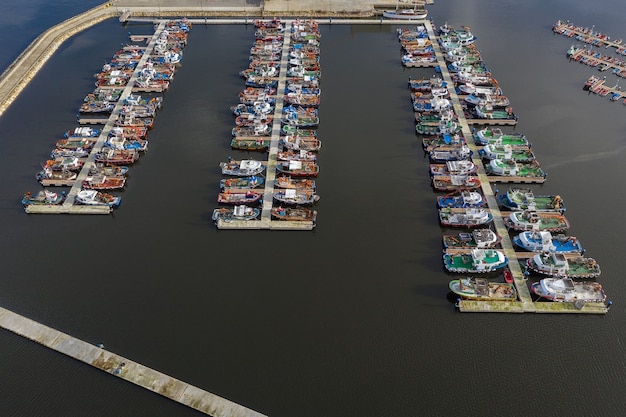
xmin=1 ymin=0 xmax=626 ymax=415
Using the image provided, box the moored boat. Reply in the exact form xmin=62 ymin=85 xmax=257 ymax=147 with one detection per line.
xmin=443 ymin=229 xmax=501 ymax=249
xmin=274 ymin=176 xmax=316 ymax=190
xmin=449 ymin=278 xmax=517 ymax=301
xmin=230 ymin=137 xmax=271 ymax=151
xmin=82 ymin=175 xmax=126 ymax=190
xmin=212 ymin=205 xmax=261 ymax=222
xmin=437 ymin=190 xmax=486 ymax=208
xmin=430 ymin=160 xmax=477 ymax=176
xmin=220 ymin=176 xmax=265 ymax=189
xmin=276 ymin=160 xmax=319 ymax=177
xmin=217 ymin=190 xmax=263 ymax=205
xmin=271 ymin=206 xmax=317 ymax=222
xmin=473 ymin=128 xmax=528 ymax=146
xmin=279 ymin=135 xmax=322 ymax=151
xmin=75 ymin=189 xmax=121 ymax=207
xmin=504 ymin=210 xmax=570 ymax=232
xmin=512 ymin=231 xmax=584 ymax=254
xmin=443 ymin=249 xmax=508 ymax=273
xmin=94 ymin=149 xmax=139 ymax=165
xmin=432 ymin=174 xmax=480 ymax=191
xmin=478 ymin=144 xmax=535 ymax=162
xmin=383 ymin=6 xmax=428 ymax=20
xmin=526 ymin=252 xmax=601 ymax=279
xmin=428 ymin=145 xmax=472 ymax=162
xmin=273 ymin=189 xmax=320 ymax=205
xmin=220 ymin=159 xmax=265 ymax=176
xmin=485 ymin=159 xmax=546 ymax=179
xmin=439 ymin=207 xmax=493 ymax=228
xmin=531 ymin=278 xmax=606 ymax=303
xmin=497 ymin=188 xmax=565 ymax=213
xmin=21 ymin=190 xmax=64 ymax=206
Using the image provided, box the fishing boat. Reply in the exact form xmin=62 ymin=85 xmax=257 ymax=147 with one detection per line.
xmin=485 ymin=159 xmax=546 ymax=179
xmin=430 ymin=160 xmax=477 ymax=176
xmin=422 ymin=134 xmax=466 ymax=151
xmin=274 ymin=176 xmax=316 ymax=190
xmin=478 ymin=144 xmax=535 ymax=162
xmin=473 ymin=104 xmax=517 ymax=120
xmin=64 ymin=127 xmax=100 ymax=138
xmin=230 ymin=137 xmax=271 ymax=151
xmin=526 ymin=253 xmax=601 ymax=279
xmin=473 ymin=128 xmax=528 ymax=146
xmin=276 ymin=160 xmax=319 ymax=177
xmin=439 ymin=207 xmax=493 ymax=228
xmin=496 ymin=188 xmax=565 ymax=213
xmin=281 ymin=125 xmax=317 ymax=137
xmin=383 ymin=2 xmax=428 ymax=20
xmin=55 ymin=137 xmax=96 ymax=150
xmin=88 ymin=164 xmax=129 ymax=177
xmin=235 ymin=114 xmax=273 ymax=127
xmin=271 ymin=206 xmax=317 ymax=222
xmin=277 ymin=149 xmax=317 ymax=162
xmin=443 ymin=229 xmax=501 ymax=249
xmin=94 ymin=149 xmax=138 ymax=165
xmin=75 ymin=190 xmax=121 ymax=207
xmin=231 ymin=102 xmax=274 ymax=117
xmin=279 ymin=135 xmax=322 ymax=151
xmin=232 ymin=124 xmax=271 ymax=137
xmin=281 ymin=110 xmax=319 ymax=127
xmin=43 ymin=157 xmax=84 ymax=171
xmin=36 ymin=168 xmax=77 ymax=185
xmin=531 ymin=278 xmax=606 ymax=303
xmin=428 ymin=145 xmax=472 ymax=162
xmin=437 ymin=190 xmax=486 ymax=208
xmin=108 ymin=126 xmax=148 ymax=140
xmin=217 ymin=190 xmax=263 ymax=204
xmin=504 ymin=210 xmax=570 ymax=232
xmin=220 ymin=176 xmax=265 ymax=189
xmin=432 ymin=174 xmax=480 ymax=192
xmin=512 ymin=231 xmax=584 ymax=254
xmin=50 ymin=148 xmax=90 ymax=159
xmin=449 ymin=278 xmax=517 ymax=301
xmin=82 ymin=175 xmax=126 ymax=190
xmin=104 ymin=136 xmax=148 ymax=152
xmin=21 ymin=190 xmax=64 ymax=206
xmin=220 ymin=159 xmax=265 ymax=176
xmin=212 ymin=205 xmax=261 ymax=222
xmin=443 ymin=249 xmax=508 ymax=273
xmin=273 ymin=189 xmax=320 ymax=205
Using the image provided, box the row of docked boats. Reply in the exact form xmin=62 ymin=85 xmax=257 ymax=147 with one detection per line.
xmin=401 ymin=22 xmax=606 ymax=305
xmin=212 ymin=19 xmax=321 ymax=225
xmin=22 ymin=20 xmax=191 ymax=211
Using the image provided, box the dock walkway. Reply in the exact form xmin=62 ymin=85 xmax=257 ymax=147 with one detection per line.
xmin=0 ymin=306 xmax=266 ymax=417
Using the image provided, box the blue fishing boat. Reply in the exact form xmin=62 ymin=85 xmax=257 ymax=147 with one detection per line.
xmin=512 ymin=231 xmax=584 ymax=254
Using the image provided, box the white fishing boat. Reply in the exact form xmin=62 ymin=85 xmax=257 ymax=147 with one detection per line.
xmin=383 ymin=1 xmax=428 ymax=20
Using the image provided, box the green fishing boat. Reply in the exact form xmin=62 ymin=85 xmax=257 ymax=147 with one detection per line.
xmin=443 ymin=249 xmax=508 ymax=273
xmin=486 ymin=159 xmax=546 ymax=179
xmin=473 ymin=127 xmax=528 ymax=146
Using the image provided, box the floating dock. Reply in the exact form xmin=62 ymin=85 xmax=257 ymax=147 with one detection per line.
xmin=215 ymin=20 xmax=317 ymax=231
xmin=424 ymin=21 xmax=608 ymax=314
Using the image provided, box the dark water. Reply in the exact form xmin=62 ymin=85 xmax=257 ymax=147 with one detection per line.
xmin=2 ymin=1 xmax=626 ymax=416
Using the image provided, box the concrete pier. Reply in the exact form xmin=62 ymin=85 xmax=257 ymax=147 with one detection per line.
xmin=0 ymin=307 xmax=267 ymax=417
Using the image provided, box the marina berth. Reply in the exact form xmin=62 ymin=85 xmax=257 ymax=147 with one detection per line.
xmin=438 ymin=207 xmax=493 ymax=228
xmin=432 ymin=174 xmax=481 ymax=192
xmin=473 ymin=127 xmax=528 ymax=146
xmin=504 ymin=210 xmax=570 ymax=233
xmin=437 ymin=190 xmax=486 ymax=208
xmin=220 ymin=176 xmax=265 ymax=190
xmin=273 ymin=189 xmax=320 ymax=205
xmin=512 ymin=231 xmax=584 ymax=254
xmin=526 ymin=252 xmax=601 ymax=279
xmin=478 ymin=144 xmax=535 ymax=162
xmin=75 ymin=189 xmax=121 ymax=207
xmin=220 ymin=159 xmax=265 ymax=176
xmin=531 ymin=278 xmax=606 ymax=303
xmin=443 ymin=248 xmax=508 ymax=273
xmin=271 ymin=206 xmax=318 ymax=222
xmin=443 ymin=229 xmax=502 ymax=250
xmin=497 ymin=188 xmax=565 ymax=212
xmin=21 ymin=190 xmax=65 ymax=207
xmin=212 ymin=205 xmax=260 ymax=222
xmin=217 ymin=190 xmax=263 ymax=205
xmin=449 ymin=278 xmax=517 ymax=301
